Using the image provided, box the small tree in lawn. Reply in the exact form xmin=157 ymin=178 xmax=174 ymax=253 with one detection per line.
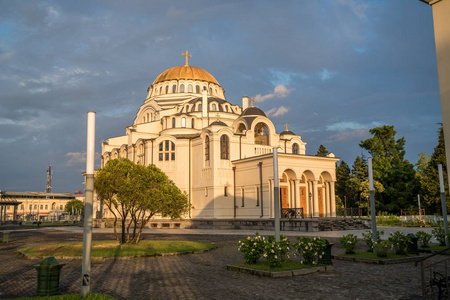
xmin=65 ymin=199 xmax=84 ymax=215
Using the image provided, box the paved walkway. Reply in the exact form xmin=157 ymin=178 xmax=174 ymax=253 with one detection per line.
xmin=0 ymin=226 xmax=441 ymax=299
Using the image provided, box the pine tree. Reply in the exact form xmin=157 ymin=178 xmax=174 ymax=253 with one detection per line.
xmin=316 ymin=145 xmax=329 ymax=157
xmin=336 ymin=161 xmax=351 ymax=207
xmin=421 ymin=126 xmax=449 ymax=214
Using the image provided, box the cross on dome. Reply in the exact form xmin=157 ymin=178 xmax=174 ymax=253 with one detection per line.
xmin=250 ymin=97 xmax=255 ymax=107
xmin=182 ymin=50 xmax=192 ymax=66
xmin=285 ymin=123 xmax=289 ymax=131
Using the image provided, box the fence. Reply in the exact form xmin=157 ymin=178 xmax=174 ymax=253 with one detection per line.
xmin=281 ymin=208 xmax=304 ymax=219
xmin=336 ymin=207 xmax=368 ymax=218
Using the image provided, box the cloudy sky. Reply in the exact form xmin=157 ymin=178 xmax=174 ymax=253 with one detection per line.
xmin=0 ymin=0 xmax=442 ymax=193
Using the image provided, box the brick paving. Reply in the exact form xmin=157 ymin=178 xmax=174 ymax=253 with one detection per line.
xmin=0 ymin=226 xmax=434 ymax=299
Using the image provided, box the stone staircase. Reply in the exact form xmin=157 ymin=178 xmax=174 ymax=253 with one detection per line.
xmin=318 ymin=218 xmax=370 ymax=231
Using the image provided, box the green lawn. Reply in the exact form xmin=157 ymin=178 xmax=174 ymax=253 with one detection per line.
xmin=234 ymin=260 xmax=325 ymax=272
xmin=5 ymin=293 xmax=116 ymax=300
xmin=341 ymin=251 xmax=418 ymax=259
xmin=20 ymin=240 xmax=217 ymax=257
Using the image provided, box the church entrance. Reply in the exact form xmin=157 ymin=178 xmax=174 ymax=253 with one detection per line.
xmin=300 ymin=186 xmax=307 ymax=216
xmin=280 ymin=186 xmax=289 ymax=209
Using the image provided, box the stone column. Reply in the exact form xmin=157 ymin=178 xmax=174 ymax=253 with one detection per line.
xmin=313 ymin=180 xmax=319 ymax=217
xmin=330 ymin=181 xmax=336 ymax=217
xmin=13 ymin=205 xmax=17 ymax=222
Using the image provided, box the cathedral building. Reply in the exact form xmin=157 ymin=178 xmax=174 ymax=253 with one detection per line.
xmin=101 ymin=52 xmax=338 ymax=221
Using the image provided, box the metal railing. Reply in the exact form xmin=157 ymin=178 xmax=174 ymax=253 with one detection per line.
xmin=281 ymin=208 xmax=304 ymax=219
xmin=336 ymin=207 xmax=368 ymax=218
xmin=416 ymin=248 xmax=450 ymax=299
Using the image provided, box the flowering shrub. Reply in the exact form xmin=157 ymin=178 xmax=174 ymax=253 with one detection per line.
xmin=432 ymin=226 xmax=446 ymax=246
xmin=339 ymin=234 xmax=359 ymax=254
xmin=373 ymin=240 xmax=390 ymax=257
xmin=388 ymin=231 xmax=411 ymax=255
xmin=362 ymin=230 xmax=384 ymax=252
xmin=293 ymin=236 xmax=326 ymax=265
xmin=416 ymin=231 xmax=432 ymax=248
xmin=238 ymin=232 xmax=266 ymax=264
xmin=263 ymin=235 xmax=291 ymax=268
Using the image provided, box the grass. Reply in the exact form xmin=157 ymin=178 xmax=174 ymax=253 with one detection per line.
xmin=5 ymin=293 xmax=116 ymax=300
xmin=20 ymin=240 xmax=217 ymax=257
xmin=341 ymin=251 xmax=418 ymax=259
xmin=419 ymin=245 xmax=447 ymax=251
xmin=233 ymin=260 xmax=325 ymax=272
xmin=21 ymin=222 xmax=78 ymax=228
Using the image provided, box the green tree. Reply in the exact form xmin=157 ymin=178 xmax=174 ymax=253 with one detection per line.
xmin=95 ymin=159 xmax=188 ymax=244
xmin=65 ymin=199 xmax=84 ymax=215
xmin=359 ymin=125 xmax=420 ymax=213
xmin=421 ymin=126 xmax=449 ymax=213
xmin=316 ymin=145 xmax=329 ymax=157
xmin=416 ymin=152 xmax=430 ymax=180
xmin=335 ymin=161 xmax=351 ymax=208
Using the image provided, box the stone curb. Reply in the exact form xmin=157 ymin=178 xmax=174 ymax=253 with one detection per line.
xmin=333 ymin=254 xmax=423 ymax=265
xmin=226 ymin=264 xmax=333 ymax=278
xmin=17 ymin=245 xmax=219 ymax=261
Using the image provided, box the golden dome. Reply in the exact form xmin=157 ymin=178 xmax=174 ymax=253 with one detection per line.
xmin=152 ymin=65 xmax=219 ymax=86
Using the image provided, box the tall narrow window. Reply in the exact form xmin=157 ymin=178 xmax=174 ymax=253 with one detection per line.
xmin=196 ymin=85 xmax=200 ymax=93
xmin=172 ymin=118 xmax=176 ymax=128
xmin=160 ymin=87 xmax=162 ymax=94
xmin=191 ymin=118 xmax=195 ymax=128
xmin=205 ymin=136 xmax=210 ymax=161
xmin=181 ymin=117 xmax=186 ymax=127
xmin=224 ymin=187 xmax=228 ymax=197
xmin=211 ymin=104 xmax=217 ymax=111
xmin=220 ymin=135 xmax=229 ymax=160
xmin=172 ymin=85 xmax=177 ymax=93
xmin=256 ymin=187 xmax=260 ymax=206
xmin=165 ymin=85 xmax=169 ymax=94
xmin=188 ymin=84 xmax=193 ymax=92
xmin=241 ymin=188 xmax=245 ymax=207
xmin=198 ymin=104 xmax=202 ymax=111
xmin=209 ymin=87 xmax=212 ymax=95
xmin=292 ymin=143 xmax=299 ymax=154
xmin=180 ymin=84 xmax=185 ymax=92
xmin=254 ymin=122 xmax=270 ymax=145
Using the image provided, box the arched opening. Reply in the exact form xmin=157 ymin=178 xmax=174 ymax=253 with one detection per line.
xmin=191 ymin=118 xmax=195 ymax=128
xmin=165 ymin=85 xmax=169 ymax=94
xmin=196 ymin=85 xmax=200 ymax=93
xmin=188 ymin=84 xmax=193 ymax=93
xmin=292 ymin=143 xmax=299 ymax=154
xmin=180 ymin=84 xmax=185 ymax=93
xmin=237 ymin=123 xmax=246 ymax=133
xmin=211 ymin=103 xmax=217 ymax=111
xmin=254 ymin=122 xmax=269 ymax=145
xmin=159 ymin=141 xmax=175 ymax=161
xmin=205 ymin=136 xmax=210 ymax=161
xmin=172 ymin=85 xmax=177 ymax=93
xmin=172 ymin=118 xmax=176 ymax=128
xmin=181 ymin=117 xmax=186 ymax=128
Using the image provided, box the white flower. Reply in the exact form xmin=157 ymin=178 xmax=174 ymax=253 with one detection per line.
xmin=275 ymin=255 xmax=278 ymax=259
xmin=271 ymin=250 xmax=274 ymax=253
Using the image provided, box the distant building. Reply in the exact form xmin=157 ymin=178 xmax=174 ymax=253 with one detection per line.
xmin=101 ymin=52 xmax=339 ymax=220
xmin=0 ymin=190 xmax=76 ymax=222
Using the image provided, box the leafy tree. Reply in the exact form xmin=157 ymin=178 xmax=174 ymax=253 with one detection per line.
xmin=359 ymin=125 xmax=420 ymax=213
xmin=95 ymin=159 xmax=188 ymax=244
xmin=421 ymin=126 xmax=449 ymax=213
xmin=65 ymin=199 xmax=84 ymax=215
xmin=316 ymin=145 xmax=329 ymax=157
xmin=416 ymin=152 xmax=430 ymax=180
xmin=335 ymin=161 xmax=350 ymax=208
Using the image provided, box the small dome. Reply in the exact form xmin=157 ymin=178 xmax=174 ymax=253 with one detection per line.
xmin=210 ymin=120 xmax=227 ymax=126
xmin=280 ymin=129 xmax=296 ymax=136
xmin=241 ymin=106 xmax=267 ymax=117
xmin=153 ymin=65 xmax=219 ymax=85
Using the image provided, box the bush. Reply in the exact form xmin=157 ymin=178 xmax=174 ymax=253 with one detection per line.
xmin=416 ymin=231 xmax=432 ymax=248
xmin=263 ymin=235 xmax=291 ymax=268
xmin=339 ymin=234 xmax=359 ymax=254
xmin=293 ymin=236 xmax=326 ymax=265
xmin=432 ymin=226 xmax=447 ymax=246
xmin=362 ymin=230 xmax=384 ymax=252
xmin=376 ymin=212 xmax=402 ymax=226
xmin=388 ymin=231 xmax=411 ymax=255
xmin=373 ymin=240 xmax=390 ymax=257
xmin=238 ymin=232 xmax=266 ymax=264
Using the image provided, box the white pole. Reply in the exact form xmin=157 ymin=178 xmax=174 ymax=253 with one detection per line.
xmin=438 ymin=164 xmax=449 ymax=247
xmin=273 ymin=148 xmax=280 ymax=242
xmin=81 ymin=111 xmax=95 ymax=296
xmin=368 ymin=158 xmax=377 ymax=248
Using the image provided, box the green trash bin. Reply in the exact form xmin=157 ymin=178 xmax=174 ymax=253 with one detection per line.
xmin=34 ymin=256 xmax=66 ymax=296
xmin=407 ymin=233 xmax=419 ymax=255
xmin=318 ymin=239 xmax=334 ymax=265
xmin=2 ymin=231 xmax=9 ymax=243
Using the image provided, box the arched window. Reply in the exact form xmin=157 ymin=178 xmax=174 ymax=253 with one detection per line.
xmin=165 ymin=85 xmax=169 ymax=94
xmin=220 ymin=135 xmax=229 ymax=160
xmin=196 ymin=85 xmax=200 ymax=93
xmin=172 ymin=118 xmax=176 ymax=128
xmin=188 ymin=84 xmax=193 ymax=93
xmin=209 ymin=87 xmax=212 ymax=95
xmin=160 ymin=86 xmax=162 ymax=94
xmin=198 ymin=104 xmax=202 ymax=111
xmin=180 ymin=84 xmax=185 ymax=92
xmin=205 ymin=136 xmax=210 ymax=161
xmin=237 ymin=123 xmax=246 ymax=133
xmin=172 ymin=85 xmax=177 ymax=93
xmin=181 ymin=117 xmax=186 ymax=128
xmin=254 ymin=122 xmax=269 ymax=145
xmin=211 ymin=103 xmax=217 ymax=111
xmin=159 ymin=141 xmax=175 ymax=161
xmin=215 ymin=89 xmax=217 ymax=95
xmin=292 ymin=143 xmax=299 ymax=154
xmin=191 ymin=118 xmax=195 ymax=128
